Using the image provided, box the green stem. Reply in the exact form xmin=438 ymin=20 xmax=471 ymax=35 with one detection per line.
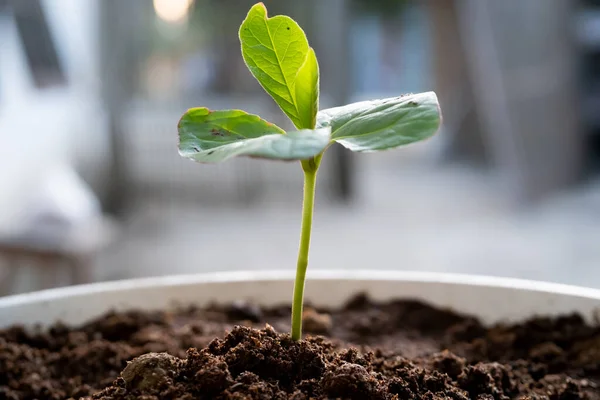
xmin=291 ymin=159 xmax=319 ymax=340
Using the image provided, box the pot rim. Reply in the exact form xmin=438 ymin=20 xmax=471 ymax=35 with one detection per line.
xmin=2 ymin=270 xmax=600 ymax=308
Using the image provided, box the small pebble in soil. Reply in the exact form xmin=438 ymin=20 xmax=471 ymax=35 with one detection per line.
xmin=302 ymin=307 xmax=332 ymax=334
xmin=121 ymin=352 xmax=178 ymax=391
xmin=321 ymin=361 xmax=386 ymax=400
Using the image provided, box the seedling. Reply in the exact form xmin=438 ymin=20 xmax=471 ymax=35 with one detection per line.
xmin=178 ymin=3 xmax=441 ymax=340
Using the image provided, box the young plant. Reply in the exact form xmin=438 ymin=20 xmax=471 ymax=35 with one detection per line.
xmin=177 ymin=3 xmax=441 ymax=341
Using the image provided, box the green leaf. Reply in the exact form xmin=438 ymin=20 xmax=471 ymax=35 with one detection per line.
xmin=178 ymin=108 xmax=330 ymax=163
xmin=295 ymin=48 xmax=319 ymax=130
xmin=317 ymin=92 xmax=441 ymax=152
xmin=239 ymin=3 xmax=319 ymax=130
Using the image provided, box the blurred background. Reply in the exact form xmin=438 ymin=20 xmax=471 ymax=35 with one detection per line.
xmin=1 ymin=0 xmax=600 ymax=295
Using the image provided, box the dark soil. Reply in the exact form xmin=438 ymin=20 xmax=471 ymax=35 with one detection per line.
xmin=1 ymin=294 xmax=599 ymax=399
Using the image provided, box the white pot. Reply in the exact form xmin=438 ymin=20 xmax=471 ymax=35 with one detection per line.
xmin=1 ymin=270 xmax=599 ymax=329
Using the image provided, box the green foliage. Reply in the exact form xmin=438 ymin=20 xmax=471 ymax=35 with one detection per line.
xmin=239 ymin=3 xmax=319 ymax=130
xmin=177 ymin=3 xmax=441 ymax=163
xmin=318 ymin=92 xmax=441 ymax=152
xmin=178 ymin=108 xmax=330 ymax=162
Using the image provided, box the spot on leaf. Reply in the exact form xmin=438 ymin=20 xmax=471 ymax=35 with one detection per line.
xmin=210 ymin=128 xmax=225 ymax=137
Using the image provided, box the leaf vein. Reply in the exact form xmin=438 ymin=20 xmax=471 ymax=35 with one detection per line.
xmin=328 ymin=103 xmax=396 ymax=138
xmin=247 ymin=24 xmax=274 ymax=51
xmin=333 ymin=114 xmax=411 ymax=141
xmin=262 ymin=16 xmax=300 ymax=118
xmin=243 ymin=52 xmax=287 ymax=87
